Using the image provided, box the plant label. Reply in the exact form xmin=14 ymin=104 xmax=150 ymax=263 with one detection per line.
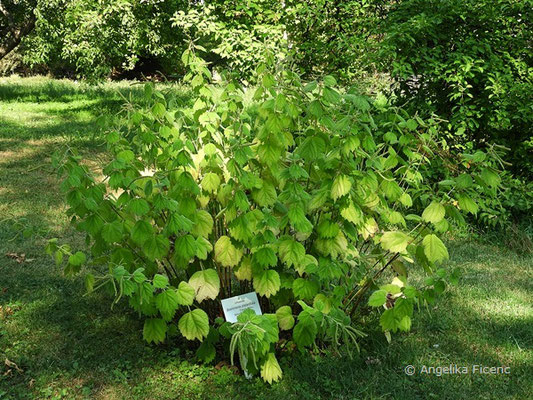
xmin=221 ymin=292 xmax=262 ymax=323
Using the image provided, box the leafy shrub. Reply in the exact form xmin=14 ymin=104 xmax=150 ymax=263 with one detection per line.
xmin=48 ymin=46 xmax=501 ymax=382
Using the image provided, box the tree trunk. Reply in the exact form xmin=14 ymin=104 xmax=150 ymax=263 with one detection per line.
xmin=0 ymin=9 xmax=35 ymax=61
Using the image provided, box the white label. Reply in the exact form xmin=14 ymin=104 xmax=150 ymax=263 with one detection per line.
xmin=221 ymin=292 xmax=262 ymax=323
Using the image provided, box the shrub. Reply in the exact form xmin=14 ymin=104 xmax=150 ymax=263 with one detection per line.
xmin=48 ymin=46 xmax=501 ymax=382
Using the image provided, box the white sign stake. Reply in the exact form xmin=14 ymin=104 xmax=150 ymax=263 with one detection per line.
xmin=221 ymin=292 xmax=262 ymax=323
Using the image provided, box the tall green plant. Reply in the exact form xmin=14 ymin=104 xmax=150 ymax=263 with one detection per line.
xmin=48 ymin=46 xmax=501 ymax=382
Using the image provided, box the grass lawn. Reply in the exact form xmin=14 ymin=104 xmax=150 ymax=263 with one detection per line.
xmin=0 ymin=76 xmax=531 ymax=400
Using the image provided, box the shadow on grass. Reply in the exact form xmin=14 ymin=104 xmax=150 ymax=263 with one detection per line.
xmin=0 ymin=238 xmax=531 ymax=399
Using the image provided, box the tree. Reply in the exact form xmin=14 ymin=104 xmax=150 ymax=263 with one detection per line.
xmin=0 ymin=0 xmax=36 ymax=61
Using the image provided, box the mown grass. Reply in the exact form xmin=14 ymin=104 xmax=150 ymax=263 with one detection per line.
xmin=0 ymin=76 xmax=532 ymax=400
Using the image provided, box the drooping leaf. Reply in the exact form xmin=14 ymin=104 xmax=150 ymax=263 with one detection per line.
xmin=422 ymin=234 xmax=449 ymax=263
xmin=380 ymin=231 xmax=411 ymax=253
xmin=201 ymin=172 xmax=221 ymax=193
xmin=331 ymin=175 xmax=352 ymax=201
xmin=368 ymin=290 xmax=387 ymax=307
xmin=214 ymin=236 xmax=243 ymax=267
xmin=292 ymin=278 xmax=319 ymax=300
xmin=189 ymin=269 xmax=220 ymax=302
xmin=260 ymin=353 xmax=282 ymax=384
xmin=178 ymin=309 xmax=209 ymax=341
xmin=155 ymin=289 xmax=179 ymax=321
xmin=143 ymin=318 xmax=167 ymax=343
xmin=191 ymin=210 xmax=214 ymax=237
xmin=176 ymin=281 xmax=195 ymax=306
xmin=275 ymin=306 xmax=295 ymax=330
xmin=101 ymin=221 xmax=123 ymax=243
xmin=293 ymin=312 xmax=317 ymax=349
xmin=252 ymin=181 xmax=277 ymax=207
xmin=422 ymin=201 xmax=445 ymax=224
xmin=278 ymin=238 xmax=305 ymax=267
xmin=253 ymin=269 xmax=280 ymax=298
xmin=152 ymin=274 xmax=169 ymax=289
xmin=143 ymin=235 xmax=170 ymax=261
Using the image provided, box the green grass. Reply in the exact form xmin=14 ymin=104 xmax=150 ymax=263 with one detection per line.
xmin=1 ymin=76 xmax=532 ymax=400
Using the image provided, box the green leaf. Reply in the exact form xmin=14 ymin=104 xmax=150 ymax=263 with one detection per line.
xmin=152 ymin=274 xmax=169 ymax=289
xmin=252 ymin=181 xmax=277 ymax=207
xmin=260 ymin=353 xmax=282 ymax=384
xmin=85 ymin=273 xmax=95 ymax=293
xmin=380 ymin=231 xmax=411 ymax=253
xmin=380 ymin=308 xmax=399 ymax=332
xmin=167 ymin=214 xmax=194 ymax=234
xmin=214 ymin=236 xmax=243 ymax=267
xmin=143 ymin=318 xmax=167 ymax=344
xmin=368 ymin=290 xmax=387 ymax=307
xmin=178 ymin=309 xmax=209 ymax=341
xmin=292 ymin=278 xmax=319 ymax=300
xmin=278 ymin=239 xmax=305 ymax=267
xmin=331 ymin=175 xmax=352 ymax=201
xmin=195 ymin=236 xmax=213 ymax=260
xmin=155 ymin=289 xmax=179 ymax=321
xmin=68 ymin=251 xmax=86 ymax=266
xmin=275 ymin=306 xmax=295 ymax=330
xmin=101 ymin=221 xmax=123 ymax=243
xmin=299 ymin=136 xmax=325 ymax=161
xmin=481 ymin=168 xmax=500 ymax=187
xmin=253 ymin=269 xmax=281 ymax=298
xmin=128 ymin=198 xmax=150 ymax=215
xmin=201 ymin=172 xmax=221 ymax=193
xmin=458 ymin=195 xmax=478 ymax=214
xmin=131 ymin=220 xmax=154 ymax=244
xmin=324 ymin=75 xmax=337 ymax=87
xmin=422 ymin=201 xmax=445 ymax=224
xmin=174 ymin=234 xmax=197 ymax=261
xmin=293 ymin=312 xmax=317 ymax=349
xmin=143 ymin=235 xmax=170 ymax=261
xmin=117 ymin=149 xmax=134 ymax=163
xmin=189 ymin=269 xmax=220 ymax=302
xmin=253 ymin=247 xmax=278 ymax=267
xmin=191 ymin=210 xmax=214 ymax=237
xmin=176 ymin=281 xmax=195 ymax=306
xmin=399 ymin=193 xmax=413 ymax=207
xmin=422 ymin=234 xmax=449 ymax=263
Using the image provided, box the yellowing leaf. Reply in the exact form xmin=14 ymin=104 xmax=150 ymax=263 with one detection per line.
xmin=178 ymin=309 xmax=209 ymax=341
xmin=176 ymin=281 xmax=195 ymax=306
xmin=275 ymin=306 xmax=295 ymax=330
xmin=331 ymin=175 xmax=352 ymax=201
xmin=422 ymin=234 xmax=449 ymax=263
xmin=340 ymin=202 xmax=362 ymax=224
xmin=253 ymin=269 xmax=280 ymax=298
xmin=201 ymin=172 xmax=220 ymax=193
xmin=214 ymin=236 xmax=243 ymax=267
xmin=189 ymin=269 xmax=220 ymax=302
xmin=422 ymin=201 xmax=445 ymax=224
xmin=234 ymin=256 xmax=252 ymax=281
xmin=260 ymin=353 xmax=282 ymax=384
xmin=191 ymin=210 xmax=214 ymax=237
xmin=380 ymin=231 xmax=411 ymax=253
xmin=278 ymin=238 xmax=305 ymax=267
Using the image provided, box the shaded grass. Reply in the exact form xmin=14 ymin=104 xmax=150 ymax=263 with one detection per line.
xmin=0 ymin=77 xmax=532 ymax=399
